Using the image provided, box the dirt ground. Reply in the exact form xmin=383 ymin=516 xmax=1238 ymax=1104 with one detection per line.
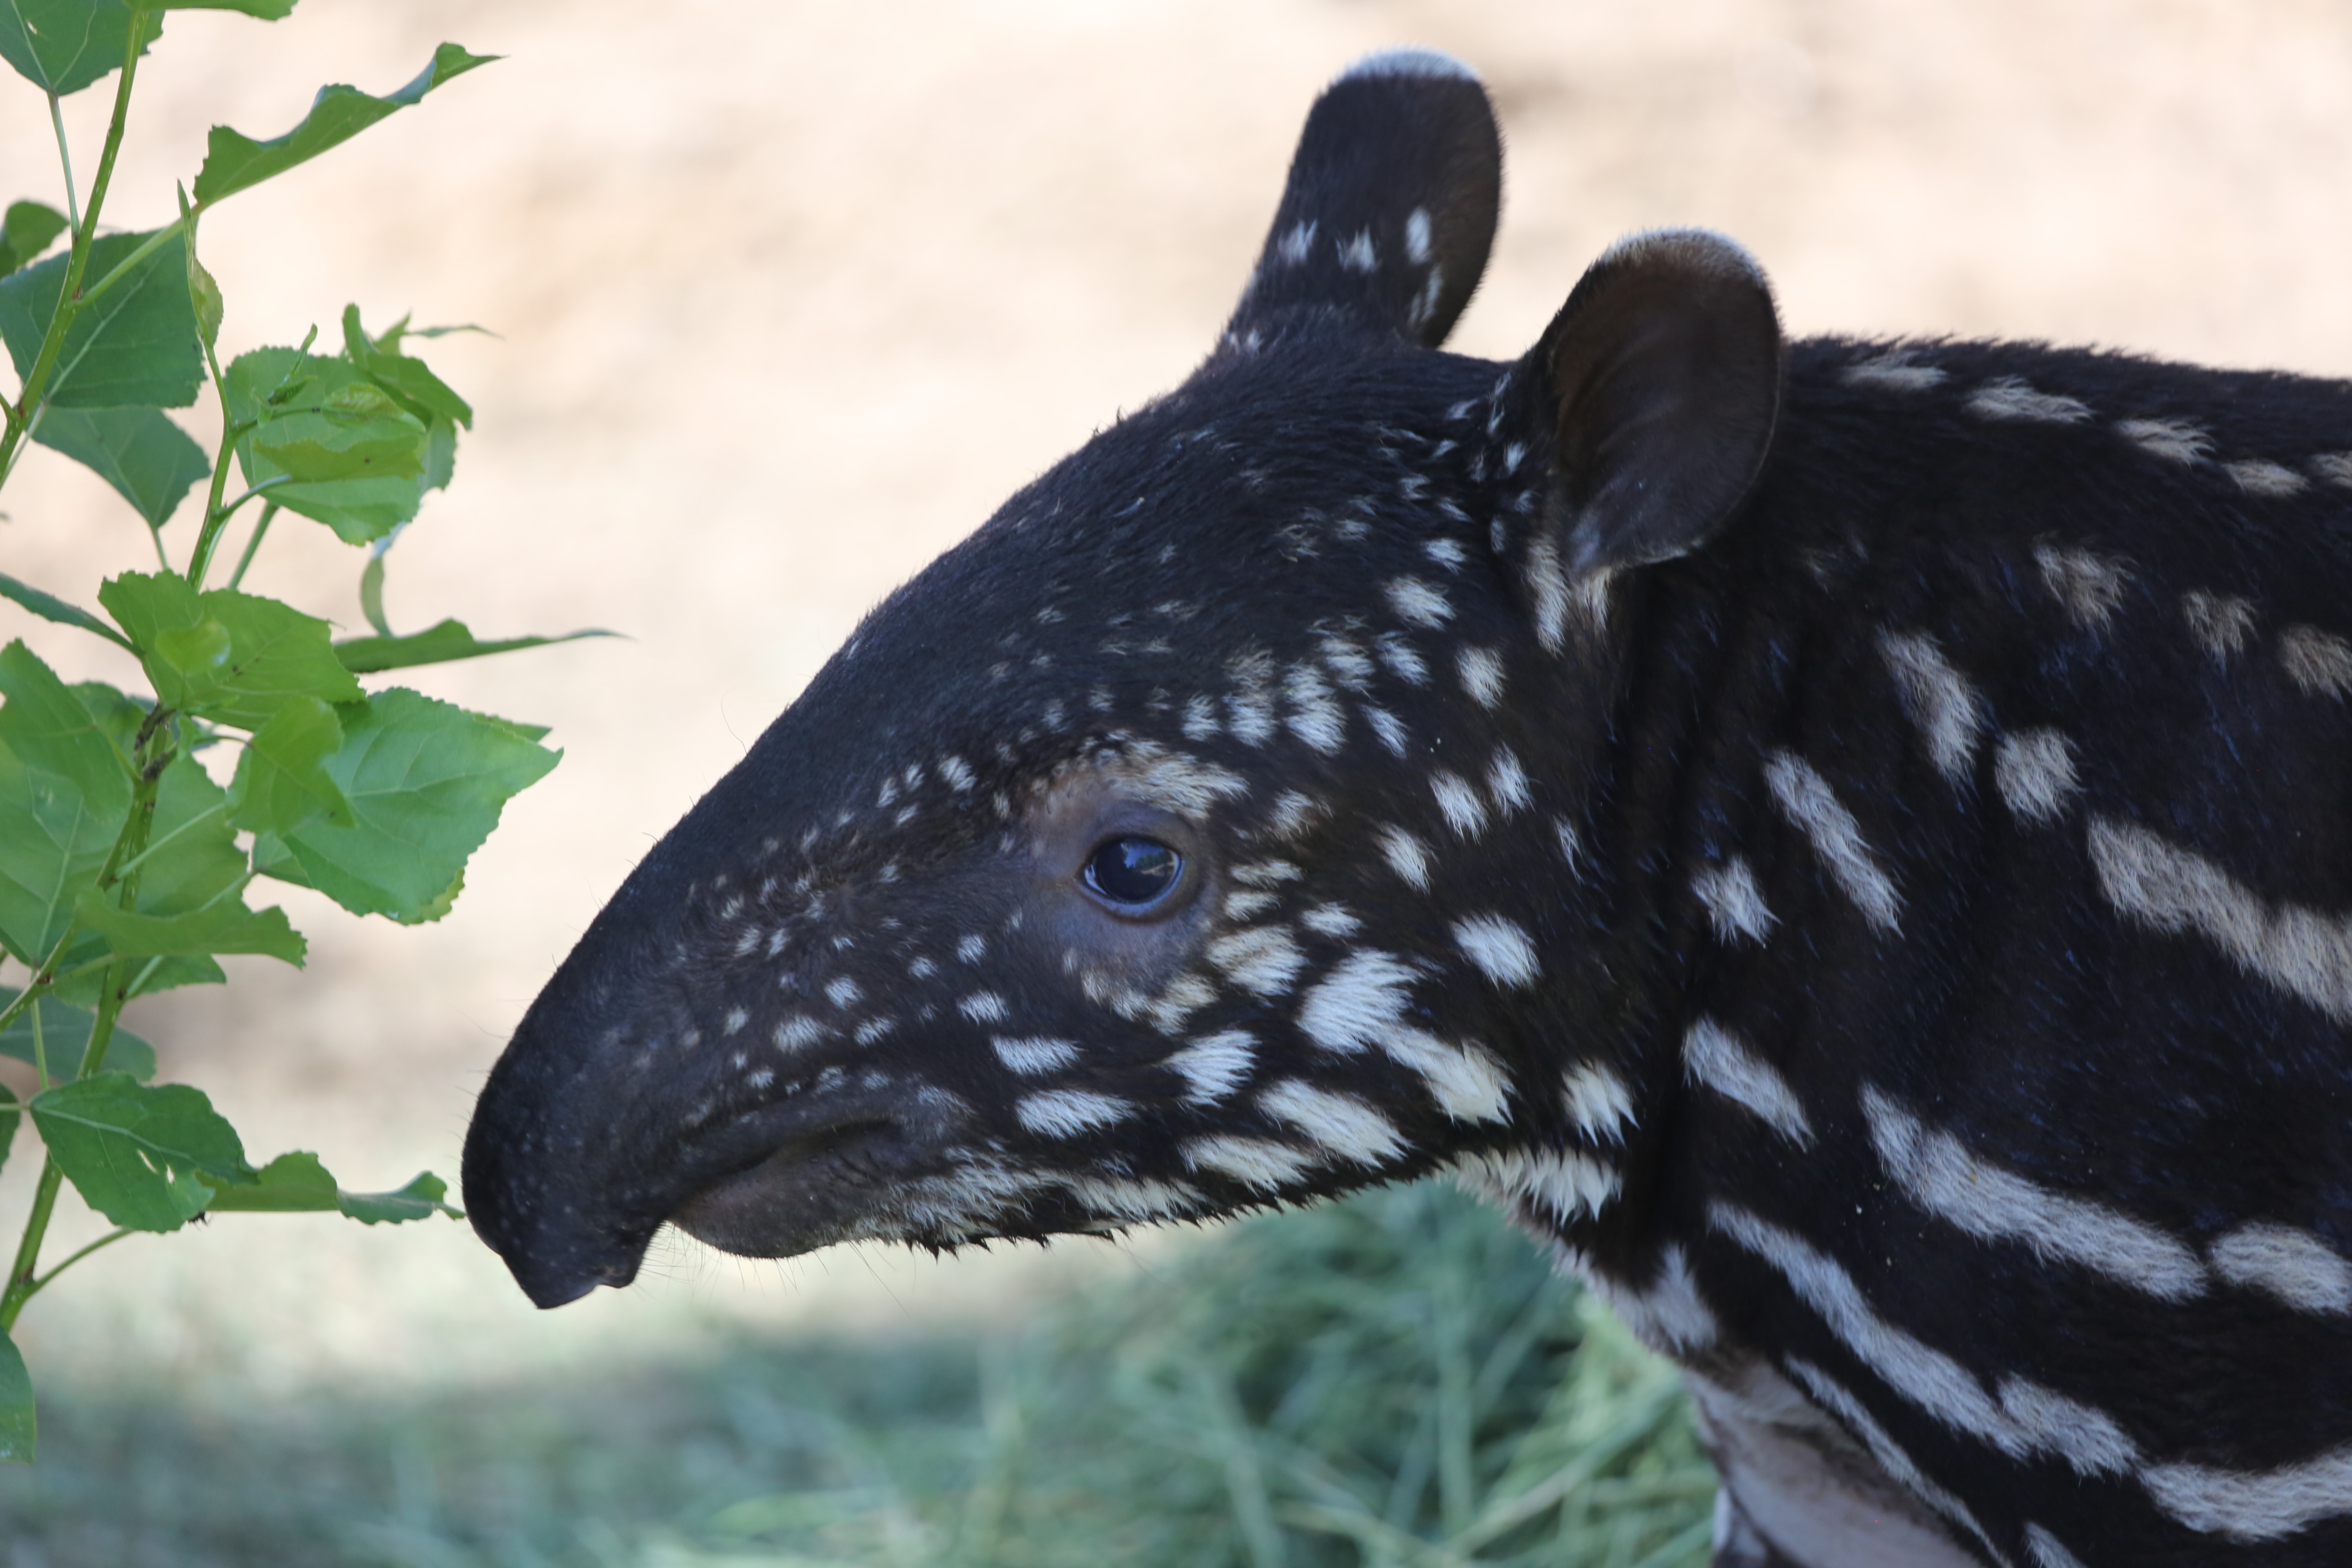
xmin=3 ymin=0 xmax=2350 ymax=1397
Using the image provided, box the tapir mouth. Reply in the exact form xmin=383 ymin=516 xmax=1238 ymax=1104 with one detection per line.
xmin=668 ymin=1109 xmax=923 ymax=1260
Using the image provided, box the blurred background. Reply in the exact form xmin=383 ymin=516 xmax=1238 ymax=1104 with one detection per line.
xmin=2 ymin=0 xmax=2349 ymax=1561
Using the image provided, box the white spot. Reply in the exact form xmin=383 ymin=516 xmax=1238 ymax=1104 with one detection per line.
xmin=1300 ymin=903 xmax=1360 ymax=939
xmin=1367 ymin=820 xmax=1434 ymax=889
xmin=2280 ymin=624 xmax=2352 ymax=698
xmin=1992 ymin=729 xmax=2079 ymax=826
xmin=993 ymin=1036 xmax=1079 ymax=1074
xmin=773 ymin=1015 xmax=827 ymax=1053
xmin=2208 ymin=1222 xmax=2352 ymax=1315
xmin=1967 ymin=377 xmax=2090 ymax=423
xmin=1683 ymin=1020 xmax=1813 ymax=1147
xmin=2089 ymin=814 xmax=2352 ymax=1024
xmin=1421 ymin=537 xmax=1466 ymax=570
xmin=1364 ymin=706 xmax=1408 ymax=756
xmin=907 ymin=956 xmax=939 ymax=980
xmin=1167 ymin=1030 xmax=1254 ymax=1104
xmin=1318 ymin=633 xmax=1376 ymax=690
xmin=1184 ymin=1134 xmax=1315 ymax=1190
xmin=1182 ymin=695 xmax=1221 ymax=740
xmin=2181 ymin=589 xmax=2255 ymax=660
xmin=2025 ymin=1525 xmax=2088 ymax=1568
xmin=1375 ymin=632 xmax=1429 ymax=685
xmin=940 ymin=755 xmax=976 ymax=791
xmin=1586 ymin=1244 xmax=1716 ymax=1354
xmin=1693 ymin=856 xmax=1776 ymax=944
xmin=1486 ymin=748 xmax=1532 ymax=815
xmin=1297 ymin=949 xmax=1416 ymax=1054
xmin=1148 ymin=971 xmax=1218 ymax=1034
xmin=1276 ymin=220 xmax=1316 ymax=266
xmin=1385 ymin=577 xmax=1453 ymax=629
xmin=1877 ymin=630 xmax=1987 ymax=784
xmin=2226 ymin=458 xmax=2308 ymax=497
xmin=1338 ymin=230 xmax=1376 ymax=272
xmin=1430 ymin=770 xmax=1488 ymax=837
xmin=1456 ymin=646 xmax=1505 ymax=708
xmin=1206 ymin=924 xmax=1307 ymax=997
xmin=824 ymin=977 xmax=863 ymax=1009
xmin=958 ymin=991 xmax=1011 ymax=1024
xmin=1403 ymin=206 xmax=1433 ymax=264
xmin=1554 ymin=816 xmax=1584 ymax=870
xmin=1284 ymin=662 xmax=1346 ymax=753
xmin=1230 ymin=859 xmax=1303 ymax=887
xmin=1561 ymin=1061 xmax=1635 ymax=1144
xmin=1063 ymin=1174 xmax=1203 ymax=1222
xmin=2313 ymin=452 xmax=2352 ymax=490
xmin=1223 ymin=890 xmax=1278 ymax=920
xmin=1862 ymin=1083 xmax=2207 ymax=1300
xmin=1526 ymin=532 xmax=1571 ymax=653
xmin=2142 ymin=1446 xmax=2352 ymax=1542
xmin=2034 ymin=543 xmax=2132 ymax=630
xmin=1841 ymin=350 xmax=1946 ymax=392
xmin=853 ymin=1017 xmax=898 ymax=1046
xmin=723 ymin=1007 xmax=748 ymax=1036
xmin=1018 ymin=1089 xmax=1131 ymax=1138
xmin=745 ymin=1068 xmax=775 ymax=1091
xmin=1260 ymin=1080 xmax=1403 ymax=1166
xmin=2115 ymin=417 xmax=2211 ymax=464
xmin=1263 ymin=789 xmax=1324 ymax=840
xmin=956 ymin=933 xmax=987 ymax=964
xmin=1764 ymin=751 xmax=1903 ymax=933
xmin=1382 ymin=1028 xmax=1512 ymax=1123
xmin=1451 ymin=913 xmax=1540 ymax=988
xmin=1456 ymin=1148 xmax=1620 ymax=1224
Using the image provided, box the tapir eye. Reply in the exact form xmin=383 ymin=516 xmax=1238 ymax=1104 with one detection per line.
xmin=1081 ymin=836 xmax=1184 ymax=909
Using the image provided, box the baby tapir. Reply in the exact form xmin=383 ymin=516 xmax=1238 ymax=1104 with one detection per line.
xmin=463 ymin=48 xmax=2352 ymax=1568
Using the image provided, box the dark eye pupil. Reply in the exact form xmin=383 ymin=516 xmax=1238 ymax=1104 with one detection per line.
xmin=1084 ymin=837 xmax=1182 ymax=906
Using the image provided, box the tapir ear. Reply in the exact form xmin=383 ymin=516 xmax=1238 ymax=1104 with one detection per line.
xmin=1526 ymin=230 xmax=1783 ymax=580
xmin=1220 ymin=49 xmax=1502 ymax=353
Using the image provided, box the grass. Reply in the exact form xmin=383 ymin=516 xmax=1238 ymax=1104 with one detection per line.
xmin=0 ymin=1181 xmax=1715 ymax=1567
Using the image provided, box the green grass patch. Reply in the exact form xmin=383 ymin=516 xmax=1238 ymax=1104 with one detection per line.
xmin=0 ymin=1182 xmax=1714 ymax=1566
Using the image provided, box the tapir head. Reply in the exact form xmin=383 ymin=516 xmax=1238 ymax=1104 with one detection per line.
xmin=463 ymin=50 xmax=1782 ymax=1309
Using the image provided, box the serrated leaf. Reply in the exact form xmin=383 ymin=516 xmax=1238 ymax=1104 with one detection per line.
xmin=0 ymin=571 xmax=134 ymax=651
xmin=339 ymin=1169 xmax=460 ymax=1224
xmin=333 ymin=618 xmax=615 ymax=674
xmin=0 ymin=1325 xmax=29 ymax=1463
xmin=0 ymin=641 xmax=130 ymax=809
xmin=0 ymin=200 xmax=67 ymax=276
xmin=98 ymin=570 xmax=360 ymax=728
xmin=227 ymin=692 xmax=350 ymax=833
xmin=342 ymin=303 xmax=470 ymax=426
xmin=29 ymin=405 xmax=210 ymax=528
xmin=191 ymin=42 xmax=496 ymax=205
xmin=0 ymin=229 xmax=202 ymax=408
xmin=250 ymin=687 xmax=557 ymax=921
xmin=198 ymin=1148 xmax=334 ymax=1210
xmin=0 ymin=733 xmax=124 ymax=966
xmin=31 ymin=1071 xmax=253 ymax=1232
xmin=221 ymin=347 xmax=444 ymax=543
xmin=0 ymin=988 xmax=156 ymax=1081
xmin=71 ymin=889 xmax=305 ymax=965
xmin=0 ymin=0 xmax=160 ymax=97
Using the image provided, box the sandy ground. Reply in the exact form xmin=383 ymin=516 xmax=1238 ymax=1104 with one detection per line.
xmin=2 ymin=0 xmax=2351 ymax=1400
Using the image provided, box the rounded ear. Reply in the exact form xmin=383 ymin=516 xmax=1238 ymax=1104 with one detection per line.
xmin=1522 ymin=230 xmax=1784 ymax=581
xmin=1220 ymin=49 xmax=1502 ymax=354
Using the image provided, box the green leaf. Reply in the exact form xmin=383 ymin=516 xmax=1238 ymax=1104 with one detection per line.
xmin=0 ymin=733 xmax=124 ymax=965
xmin=0 ymin=641 xmax=130 ymax=809
xmin=0 ymin=200 xmax=67 ymax=276
xmin=221 ymin=347 xmax=443 ymax=544
xmin=98 ymin=570 xmax=360 ymax=728
xmin=227 ymin=692 xmax=350 ymax=833
xmin=0 ymin=0 xmax=160 ymax=97
xmin=186 ymin=245 xmax=221 ymax=353
xmin=357 ymin=542 xmax=393 ymax=635
xmin=0 ymin=989 xmax=156 ymax=1081
xmin=135 ymin=748 xmax=243 ymax=918
xmin=0 ymin=571 xmax=134 ymax=651
xmin=0 ymin=1324 xmax=30 ymax=1463
xmin=197 ymin=1147 xmax=334 ymax=1210
xmin=191 ymin=42 xmax=497 ymax=205
xmin=30 ymin=1071 xmax=254 ymax=1232
xmin=71 ymin=889 xmax=305 ymax=965
xmin=159 ymin=0 xmax=297 ymax=18
xmin=333 ymin=617 xmax=615 ymax=674
xmin=342 ymin=303 xmax=470 ymax=426
xmin=338 ymin=1168 xmax=460 ymax=1224
xmin=29 ymin=405 xmax=210 ymax=528
xmin=0 ymin=229 xmax=203 ymax=408
xmin=251 ymin=687 xmax=557 ymax=921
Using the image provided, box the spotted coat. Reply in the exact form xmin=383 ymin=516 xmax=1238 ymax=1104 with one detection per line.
xmin=464 ymin=49 xmax=2352 ymax=1568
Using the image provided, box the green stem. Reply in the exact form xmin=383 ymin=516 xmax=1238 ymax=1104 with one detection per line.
xmin=113 ymin=798 xmax=225 ymax=880
xmin=0 ymin=1167 xmax=65 ymax=1332
xmin=47 ymin=94 xmax=81 ymax=233
xmin=27 ymin=999 xmax=47 ymax=1094
xmin=0 ymin=8 xmax=153 ymax=491
xmin=184 ymin=416 xmax=256 ymax=588
xmin=28 ymin=1227 xmax=134 ymax=1294
xmin=226 ymin=501 xmax=280 ymax=590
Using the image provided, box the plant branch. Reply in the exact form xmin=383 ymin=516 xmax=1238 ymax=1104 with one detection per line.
xmin=27 ymin=1228 xmax=134 ymax=1294
xmin=47 ymin=94 xmax=80 ymax=232
xmin=226 ymin=501 xmax=280 ymax=591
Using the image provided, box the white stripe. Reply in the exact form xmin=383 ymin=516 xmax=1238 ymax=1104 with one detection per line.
xmin=1862 ymin=1083 xmax=2207 ymax=1300
xmin=2089 ymin=814 xmax=2352 ymax=1024
xmin=1877 ymin=630 xmax=1987 ymax=783
xmin=2142 ymin=1447 xmax=2352 ymax=1542
xmin=1016 ymin=1089 xmax=1131 ymax=1138
xmin=1967 ymin=378 xmax=2089 ymax=423
xmin=1764 ymin=751 xmax=1902 ymax=931
xmin=1258 ymin=1080 xmax=1403 ymax=1166
xmin=1184 ymin=1135 xmax=1314 ymax=1190
xmin=2024 ymin=1525 xmax=2088 ymax=1568
xmin=1586 ymin=1243 xmax=1717 ymax=1353
xmin=2208 ymin=1222 xmax=2352 ymax=1315
xmin=1684 ymin=1019 xmax=1813 ymax=1147
xmin=992 ymin=1036 xmax=1078 ymax=1074
xmin=1784 ymin=1359 xmax=2012 ymax=1567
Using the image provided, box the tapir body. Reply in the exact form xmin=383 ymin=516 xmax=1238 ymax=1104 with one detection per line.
xmin=465 ymin=51 xmax=2352 ymax=1566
